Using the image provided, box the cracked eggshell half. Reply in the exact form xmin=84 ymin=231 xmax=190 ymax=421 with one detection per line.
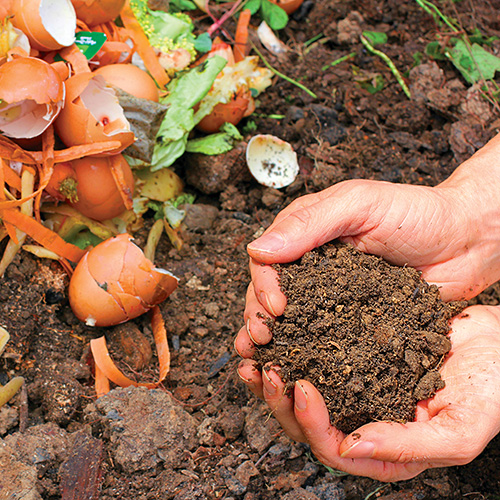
xmin=246 ymin=134 xmax=299 ymax=188
xmin=0 ymin=56 xmax=64 ymax=139
xmin=54 ymin=72 xmax=135 ymax=155
xmin=70 ymin=0 xmax=126 ymax=26
xmin=11 ymin=0 xmax=76 ymax=52
xmin=68 ymin=234 xmax=178 ymax=327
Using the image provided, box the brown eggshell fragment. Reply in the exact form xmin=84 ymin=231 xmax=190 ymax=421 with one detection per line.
xmin=68 ymin=234 xmax=178 ymax=327
xmin=54 ymin=73 xmax=135 ymax=154
xmin=0 ymin=57 xmax=64 ymax=139
xmin=71 ymin=0 xmax=126 ymax=26
xmin=11 ymin=0 xmax=76 ymax=51
xmin=93 ymin=64 xmax=159 ymax=102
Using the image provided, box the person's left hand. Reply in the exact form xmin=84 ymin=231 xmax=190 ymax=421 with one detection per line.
xmin=237 ymin=304 xmax=500 ymax=482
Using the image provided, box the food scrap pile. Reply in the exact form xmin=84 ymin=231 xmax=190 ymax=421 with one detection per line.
xmin=0 ymin=0 xmax=294 ymax=400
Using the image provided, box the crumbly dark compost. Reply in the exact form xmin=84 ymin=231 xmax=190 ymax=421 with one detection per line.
xmin=253 ymin=242 xmax=466 ymax=434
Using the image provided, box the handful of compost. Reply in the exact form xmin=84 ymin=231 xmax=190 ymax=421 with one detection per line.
xmin=253 ymin=242 xmax=466 ymax=434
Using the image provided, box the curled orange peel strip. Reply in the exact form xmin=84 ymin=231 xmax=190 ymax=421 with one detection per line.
xmin=0 ymin=135 xmax=122 ymax=165
xmin=120 ymin=0 xmax=170 ymax=89
xmin=0 ymin=209 xmax=86 ymax=262
xmin=90 ymin=305 xmax=171 ymax=396
xmin=109 ymin=154 xmax=133 ymax=210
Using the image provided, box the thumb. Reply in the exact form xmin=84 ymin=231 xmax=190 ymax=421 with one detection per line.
xmin=339 ymin=406 xmax=492 ymax=466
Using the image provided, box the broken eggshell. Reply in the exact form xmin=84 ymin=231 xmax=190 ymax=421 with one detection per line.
xmin=246 ymin=134 xmax=299 ymax=188
xmin=11 ymin=0 xmax=76 ymax=52
xmin=68 ymin=233 xmax=178 ymax=327
xmin=0 ymin=56 xmax=64 ymax=139
xmin=54 ymin=72 xmax=135 ymax=154
xmin=70 ymin=0 xmax=126 ymax=26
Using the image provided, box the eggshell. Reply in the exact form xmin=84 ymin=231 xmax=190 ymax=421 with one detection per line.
xmin=11 ymin=0 xmax=76 ymax=51
xmin=68 ymin=234 xmax=179 ymax=327
xmin=94 ymin=64 xmax=159 ymax=102
xmin=0 ymin=0 xmax=14 ymax=19
xmin=270 ymin=0 xmax=304 ymax=15
xmin=71 ymin=0 xmax=126 ymax=26
xmin=69 ymin=154 xmax=135 ymax=221
xmin=196 ymin=89 xmax=252 ymax=134
xmin=0 ymin=57 xmax=64 ymax=139
xmin=54 ymin=72 xmax=135 ymax=154
xmin=246 ymin=134 xmax=299 ymax=188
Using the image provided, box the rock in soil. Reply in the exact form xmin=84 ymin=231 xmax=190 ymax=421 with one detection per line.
xmin=254 ymin=242 xmax=466 ymax=434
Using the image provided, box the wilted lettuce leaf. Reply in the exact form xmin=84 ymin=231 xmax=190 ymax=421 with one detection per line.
xmin=152 ymin=56 xmax=227 ymax=170
xmin=186 ymin=123 xmax=243 ymax=155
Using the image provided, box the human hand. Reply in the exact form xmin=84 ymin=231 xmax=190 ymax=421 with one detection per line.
xmin=238 ymin=305 xmax=500 ymax=482
xmin=235 ymin=165 xmax=500 ymax=355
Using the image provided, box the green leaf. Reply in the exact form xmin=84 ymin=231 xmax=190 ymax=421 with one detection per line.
xmin=163 ymin=56 xmax=227 ymax=108
xmin=362 ymin=30 xmax=388 ymax=46
xmin=244 ymin=0 xmax=261 ymax=15
xmin=447 ymin=39 xmax=500 ymax=83
xmin=261 ymin=0 xmax=288 ymax=30
xmin=194 ymin=32 xmax=212 ymax=53
xmin=168 ymin=0 xmax=197 ymax=11
xmin=469 ymin=28 xmax=498 ymax=46
xmin=357 ymin=74 xmax=385 ymax=94
xmin=186 ymin=123 xmax=243 ymax=155
xmin=425 ymin=40 xmax=446 ymax=60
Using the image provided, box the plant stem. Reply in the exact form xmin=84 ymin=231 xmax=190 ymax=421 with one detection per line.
xmin=322 ymin=52 xmax=356 ymax=71
xmin=414 ymin=0 xmax=459 ymax=33
xmin=250 ymin=41 xmax=318 ymax=98
xmin=360 ymin=35 xmax=411 ymax=99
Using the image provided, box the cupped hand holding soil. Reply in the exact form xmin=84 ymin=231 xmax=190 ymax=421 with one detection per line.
xmin=252 ymin=242 xmax=466 ymax=434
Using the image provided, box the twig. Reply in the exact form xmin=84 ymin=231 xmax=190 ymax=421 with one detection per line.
xmin=360 ymin=35 xmax=412 ymax=99
xmin=250 ymin=41 xmax=318 ymax=98
xmin=18 ymin=381 xmax=28 ymax=432
xmin=206 ymin=0 xmax=243 ymax=38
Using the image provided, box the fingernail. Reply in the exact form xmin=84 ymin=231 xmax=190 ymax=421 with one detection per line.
xmin=340 ymin=441 xmax=376 ymax=459
xmin=246 ymin=318 xmax=258 ymax=345
xmin=248 ymin=233 xmax=285 ymax=254
xmin=295 ymin=381 xmax=308 ymax=411
xmin=236 ymin=369 xmax=252 ymax=384
xmin=262 ymin=369 xmax=277 ymax=395
xmin=260 ymin=291 xmax=278 ymax=317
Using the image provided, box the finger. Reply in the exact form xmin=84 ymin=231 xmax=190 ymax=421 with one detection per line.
xmin=234 ymin=324 xmax=256 ymax=358
xmin=293 ymin=380 xmax=426 ymax=482
xmin=247 ymin=182 xmax=375 ymax=264
xmin=262 ymin=367 xmax=306 ymax=442
xmin=237 ymin=359 xmax=264 ymax=399
xmin=244 ymin=281 xmax=276 ymax=344
xmin=249 ymin=260 xmax=287 ymax=319
xmin=338 ymin=405 xmax=490 ymax=467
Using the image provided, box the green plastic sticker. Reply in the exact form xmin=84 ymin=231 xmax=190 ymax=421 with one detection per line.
xmin=74 ymin=31 xmax=107 ymax=60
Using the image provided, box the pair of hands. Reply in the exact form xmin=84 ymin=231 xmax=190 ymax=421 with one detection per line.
xmin=235 ymin=173 xmax=500 ymax=482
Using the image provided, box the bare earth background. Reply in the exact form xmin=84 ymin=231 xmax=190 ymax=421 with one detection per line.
xmin=1 ymin=1 xmax=500 ymax=499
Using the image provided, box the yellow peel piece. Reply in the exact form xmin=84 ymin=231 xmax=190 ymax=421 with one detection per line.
xmin=0 ymin=377 xmax=24 ymax=407
xmin=0 ymin=327 xmax=9 ymax=356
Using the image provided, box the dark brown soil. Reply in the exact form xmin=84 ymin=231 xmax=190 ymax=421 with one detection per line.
xmin=2 ymin=1 xmax=500 ymax=499
xmin=254 ymin=242 xmax=466 ymax=434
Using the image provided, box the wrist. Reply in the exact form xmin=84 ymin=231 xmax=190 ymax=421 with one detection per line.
xmin=436 ymin=133 xmax=500 ymax=294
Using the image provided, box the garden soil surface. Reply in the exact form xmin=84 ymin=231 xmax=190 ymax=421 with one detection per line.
xmin=2 ymin=1 xmax=500 ymax=499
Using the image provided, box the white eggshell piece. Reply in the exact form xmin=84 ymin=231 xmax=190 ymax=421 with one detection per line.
xmin=246 ymin=134 xmax=299 ymax=188
xmin=40 ymin=0 xmax=76 ymax=47
xmin=257 ymin=21 xmax=289 ymax=55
